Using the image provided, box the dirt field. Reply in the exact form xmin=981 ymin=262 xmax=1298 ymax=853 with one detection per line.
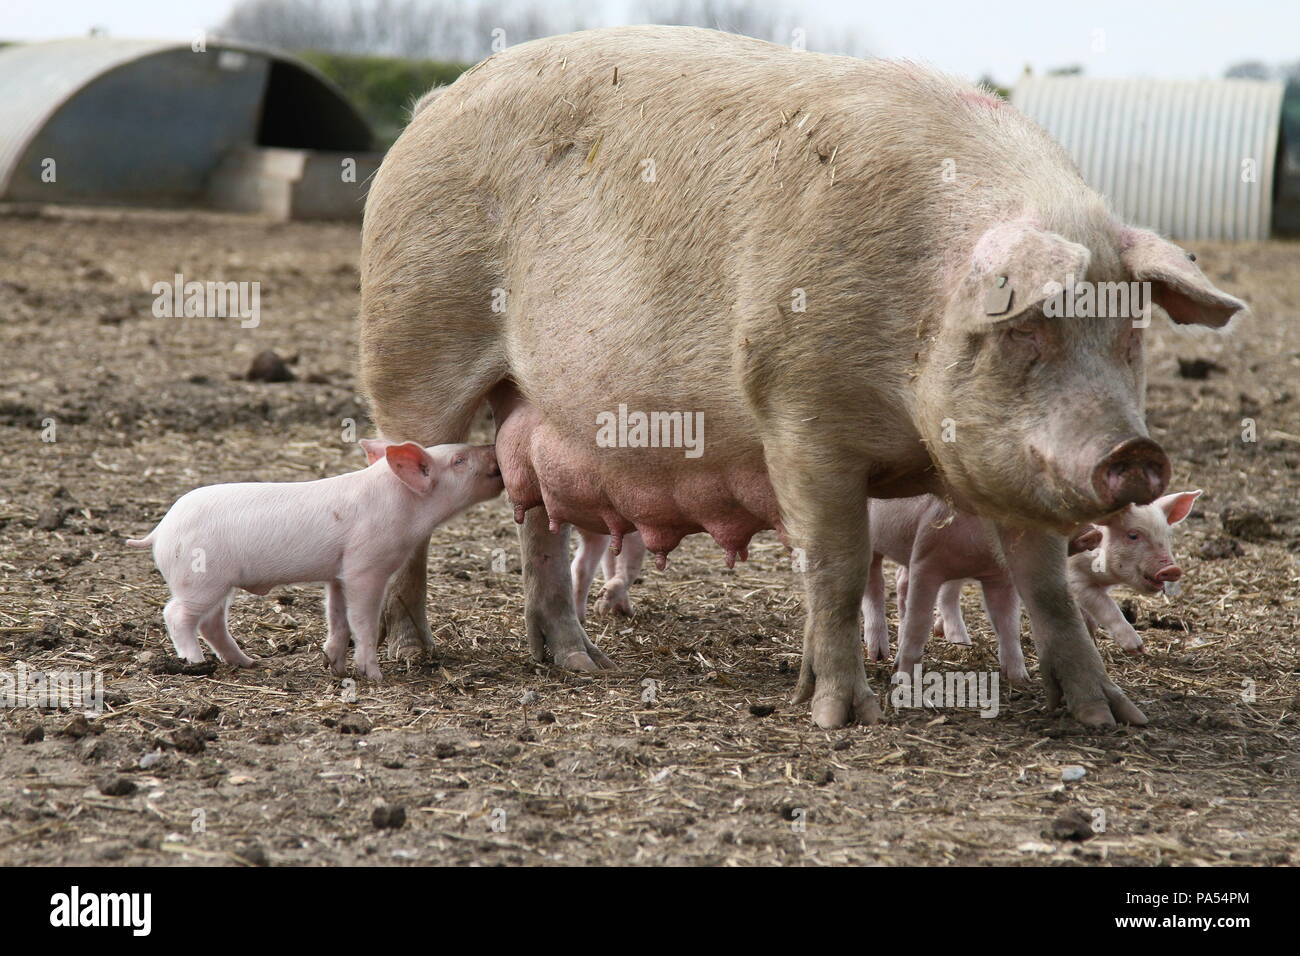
xmin=1 ymin=205 xmax=1296 ymax=866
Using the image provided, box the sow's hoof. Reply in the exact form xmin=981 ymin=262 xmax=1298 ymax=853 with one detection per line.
xmin=793 ymin=668 xmax=881 ymax=728
xmin=1047 ymin=671 xmax=1148 ymax=727
xmin=380 ymin=605 xmax=435 ymax=661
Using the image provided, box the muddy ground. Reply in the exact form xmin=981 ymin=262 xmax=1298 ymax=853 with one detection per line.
xmin=0 ymin=205 xmax=1296 ymax=866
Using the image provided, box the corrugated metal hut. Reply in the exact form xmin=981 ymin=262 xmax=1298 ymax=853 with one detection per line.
xmin=1012 ymin=76 xmax=1287 ymax=240
xmin=0 ymin=38 xmax=381 ymax=219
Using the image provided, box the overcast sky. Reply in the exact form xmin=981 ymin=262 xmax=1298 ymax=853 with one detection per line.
xmin=3 ymin=0 xmax=1296 ymax=86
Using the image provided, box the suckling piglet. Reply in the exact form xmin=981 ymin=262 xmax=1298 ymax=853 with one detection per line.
xmin=127 ymin=440 xmax=502 ymax=679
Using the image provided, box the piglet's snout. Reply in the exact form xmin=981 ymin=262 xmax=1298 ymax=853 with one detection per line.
xmin=1091 ymin=437 xmax=1170 ymax=510
xmin=473 ymin=445 xmax=502 ymax=480
xmin=1154 ymin=565 xmax=1182 ymax=583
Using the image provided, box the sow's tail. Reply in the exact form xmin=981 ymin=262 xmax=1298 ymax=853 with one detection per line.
xmin=125 ymin=532 xmax=155 ymax=549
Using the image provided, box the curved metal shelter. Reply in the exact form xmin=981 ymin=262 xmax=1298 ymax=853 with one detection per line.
xmin=0 ymin=38 xmax=373 ymax=207
xmin=1012 ymin=76 xmax=1285 ymax=240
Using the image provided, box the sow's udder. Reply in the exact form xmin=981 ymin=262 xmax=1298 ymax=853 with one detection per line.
xmin=494 ymin=399 xmax=781 ymax=568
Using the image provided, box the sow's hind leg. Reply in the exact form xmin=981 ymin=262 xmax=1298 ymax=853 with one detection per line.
xmin=358 ymin=262 xmax=506 ymax=660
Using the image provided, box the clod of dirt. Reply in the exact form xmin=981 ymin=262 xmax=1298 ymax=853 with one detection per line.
xmin=148 ymin=657 xmax=218 ymax=677
xmin=21 ymin=724 xmax=44 ymax=744
xmin=97 ymin=842 xmax=129 ymax=861
xmin=171 ymin=727 xmax=206 ymax=754
xmin=59 ymin=715 xmax=96 ymax=739
xmin=1199 ymin=536 xmax=1245 ymax=560
xmin=536 ymin=710 xmax=556 ymax=724
xmin=371 ymin=805 xmax=407 ymax=830
xmin=1050 ymin=808 xmax=1094 ymax=841
xmin=233 ymin=843 xmax=270 ymax=867
xmin=97 ymin=775 xmax=138 ymax=797
xmin=1221 ymin=508 xmax=1274 ymax=542
xmin=247 ymin=349 xmax=296 ymax=383
xmin=831 ymin=738 xmax=852 ymax=752
xmin=337 ymin=714 xmax=370 ymax=735
xmin=35 ymin=506 xmax=71 ymax=531
xmin=1119 ymin=600 xmax=1138 ymax=624
xmin=1147 ymin=614 xmax=1190 ymax=632
xmin=1177 ymin=358 xmax=1226 ymax=379
xmin=254 ymin=732 xmax=283 ymax=745
xmin=183 ymin=703 xmax=221 ymax=721
xmin=434 ymin=742 xmax=457 ymax=758
xmin=748 ymin=703 xmax=776 ymax=717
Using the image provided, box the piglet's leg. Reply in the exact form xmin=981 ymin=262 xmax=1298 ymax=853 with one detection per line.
xmin=163 ymin=599 xmax=205 ymax=664
xmin=981 ymin=581 xmax=1027 ymax=684
xmin=344 ymin=574 xmax=389 ymax=682
xmin=862 ymin=554 xmax=891 ymax=661
xmin=570 ymin=530 xmax=608 ymax=622
xmin=198 ymin=594 xmax=256 ymax=667
xmin=1075 ymin=587 xmax=1144 ymax=653
xmin=595 ymin=532 xmax=645 ymax=617
xmin=935 ymin=580 xmax=972 ymax=645
xmin=894 ymin=562 xmax=943 ymax=675
xmin=323 ymin=580 xmax=352 ymax=677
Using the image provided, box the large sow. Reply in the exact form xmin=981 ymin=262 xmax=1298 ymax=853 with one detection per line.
xmin=359 ymin=26 xmax=1245 ymax=728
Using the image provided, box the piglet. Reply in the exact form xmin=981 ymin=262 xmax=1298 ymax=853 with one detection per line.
xmin=571 ymin=529 xmax=648 ymax=620
xmin=865 ymin=491 xmax=1201 ymax=681
xmin=127 ymin=440 xmax=502 ymax=680
xmin=1065 ymin=490 xmax=1201 ymax=651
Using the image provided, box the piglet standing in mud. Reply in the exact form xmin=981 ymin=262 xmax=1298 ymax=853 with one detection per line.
xmin=863 ymin=491 xmax=1202 ymax=680
xmin=127 ymin=440 xmax=502 ymax=680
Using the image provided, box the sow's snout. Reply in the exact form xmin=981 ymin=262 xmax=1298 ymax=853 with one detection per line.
xmin=1090 ymin=437 xmax=1171 ymax=511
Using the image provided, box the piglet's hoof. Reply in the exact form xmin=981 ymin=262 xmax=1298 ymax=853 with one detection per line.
xmin=593 ymin=589 xmax=633 ymax=618
xmin=1002 ymin=663 xmax=1030 ymax=686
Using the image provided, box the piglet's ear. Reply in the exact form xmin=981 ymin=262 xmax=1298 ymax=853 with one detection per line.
xmin=384 ymin=442 xmax=436 ymax=495
xmin=1156 ymin=489 xmax=1202 ymax=526
xmin=1067 ymin=526 xmax=1103 ymax=555
xmin=360 ymin=438 xmax=392 ymax=466
xmin=1118 ymin=229 xmax=1248 ymax=328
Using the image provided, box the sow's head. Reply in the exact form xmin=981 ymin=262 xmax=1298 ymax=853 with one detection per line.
xmin=916 ymin=217 xmax=1247 ymax=530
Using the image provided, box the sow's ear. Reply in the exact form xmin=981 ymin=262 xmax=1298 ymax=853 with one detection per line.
xmin=384 ymin=442 xmax=437 ymax=494
xmin=956 ymin=220 xmax=1092 ymax=328
xmin=359 ymin=438 xmax=393 ymax=466
xmin=1118 ymin=228 xmax=1248 ymax=328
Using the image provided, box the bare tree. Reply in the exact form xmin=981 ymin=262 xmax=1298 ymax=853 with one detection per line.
xmin=1225 ymin=60 xmax=1273 ymax=80
xmin=216 ymin=0 xmax=594 ymax=61
xmin=635 ymin=0 xmax=870 ymax=57
xmin=216 ymin=0 xmax=869 ymax=61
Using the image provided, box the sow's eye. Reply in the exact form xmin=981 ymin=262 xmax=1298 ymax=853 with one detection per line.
xmin=1000 ymin=319 xmax=1046 ymax=359
xmin=452 ymin=454 xmax=467 ymax=467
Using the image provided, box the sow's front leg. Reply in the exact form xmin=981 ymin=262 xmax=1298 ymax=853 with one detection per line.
xmin=773 ymin=451 xmax=879 ymax=728
xmin=997 ymin=525 xmax=1147 ymax=727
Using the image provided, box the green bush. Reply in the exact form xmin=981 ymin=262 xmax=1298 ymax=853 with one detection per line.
xmin=300 ymin=51 xmax=469 ymax=147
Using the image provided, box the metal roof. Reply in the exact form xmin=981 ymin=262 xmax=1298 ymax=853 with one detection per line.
xmin=1012 ymin=76 xmax=1285 ymax=240
xmin=0 ymin=37 xmax=372 ymax=200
